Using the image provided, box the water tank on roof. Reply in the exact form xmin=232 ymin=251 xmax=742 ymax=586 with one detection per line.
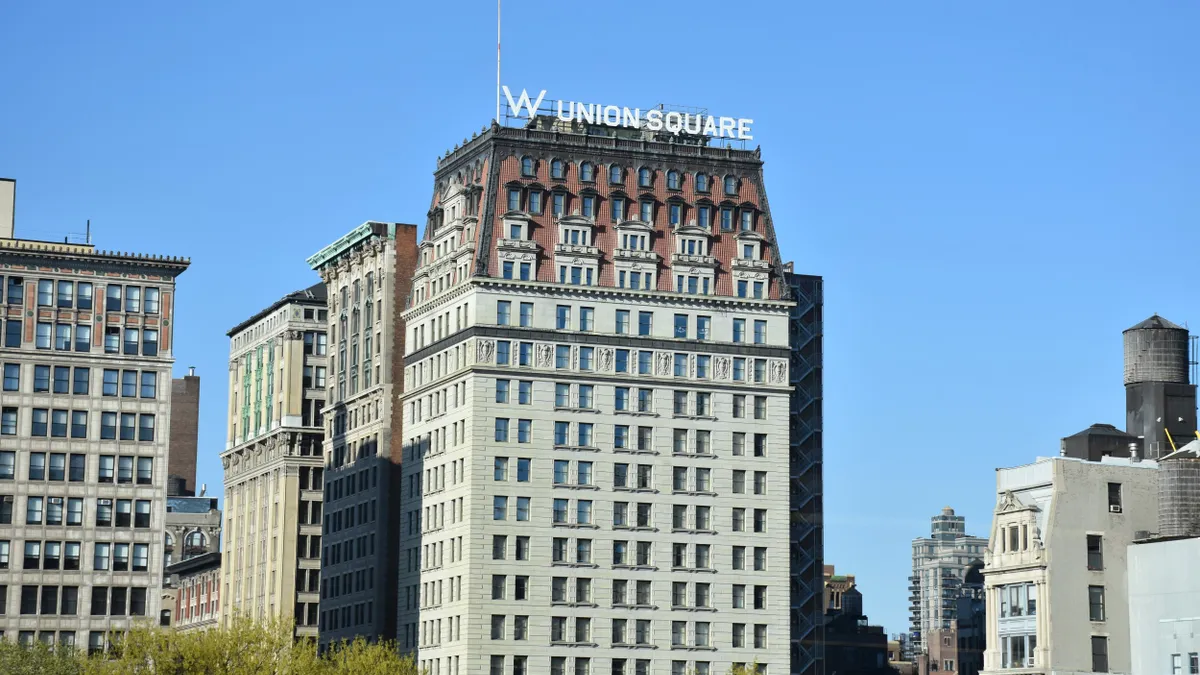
xmin=1124 ymin=315 xmax=1190 ymax=385
xmin=1159 ymin=442 xmax=1200 ymax=538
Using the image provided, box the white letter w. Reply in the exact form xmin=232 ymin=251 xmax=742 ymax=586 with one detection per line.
xmin=502 ymin=87 xmax=547 ymax=119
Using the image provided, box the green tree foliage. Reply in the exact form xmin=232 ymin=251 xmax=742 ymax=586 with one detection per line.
xmin=0 ymin=618 xmax=419 ymax=675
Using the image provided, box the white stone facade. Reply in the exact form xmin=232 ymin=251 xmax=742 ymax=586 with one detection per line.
xmin=981 ymin=456 xmax=1158 ymax=675
xmin=397 ymin=281 xmax=793 ymax=675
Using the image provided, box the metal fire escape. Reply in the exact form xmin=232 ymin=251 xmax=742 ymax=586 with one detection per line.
xmin=788 ymin=274 xmax=824 ymax=675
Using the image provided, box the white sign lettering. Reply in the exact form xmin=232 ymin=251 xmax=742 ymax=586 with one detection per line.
xmin=503 ymin=87 xmax=754 ymax=141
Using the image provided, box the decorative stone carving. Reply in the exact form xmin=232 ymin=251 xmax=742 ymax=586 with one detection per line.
xmin=536 ymin=343 xmax=554 ymax=368
xmin=714 ymin=356 xmax=731 ymax=380
xmin=571 ymin=346 xmax=579 ymax=369
xmin=598 ymin=347 xmax=614 ymax=372
xmin=476 ymin=339 xmax=495 ymax=364
xmin=656 ymin=352 xmax=672 ymax=377
xmin=770 ymin=360 xmax=787 ymax=384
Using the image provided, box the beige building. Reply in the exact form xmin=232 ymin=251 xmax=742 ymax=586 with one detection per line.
xmin=909 ymin=507 xmax=987 ymax=655
xmin=0 ymin=178 xmax=190 ymax=651
xmin=823 ymin=564 xmax=856 ymax=614
xmin=306 ymin=221 xmax=418 ymax=647
xmin=981 ymin=456 xmax=1158 ymax=674
xmin=220 ymin=284 xmax=327 ymax=638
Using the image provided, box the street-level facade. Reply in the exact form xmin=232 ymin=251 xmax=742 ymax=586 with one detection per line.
xmin=0 ymin=229 xmax=188 ymax=652
xmin=308 ymin=222 xmax=418 ymax=648
xmin=981 ymin=456 xmax=1158 ymax=675
xmin=396 ymin=118 xmax=799 ymax=675
xmin=220 ymin=284 xmax=328 ymax=639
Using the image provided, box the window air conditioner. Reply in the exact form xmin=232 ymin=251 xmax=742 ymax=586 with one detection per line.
xmin=98 ymin=498 xmax=112 ymax=506
xmin=1025 ymin=657 xmax=1035 ymax=667
xmin=49 ymin=497 xmax=63 ymax=504
xmin=1109 ymin=505 xmax=1122 ymax=513
xmin=1 ymin=495 xmax=12 ymax=503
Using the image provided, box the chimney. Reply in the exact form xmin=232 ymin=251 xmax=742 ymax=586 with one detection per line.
xmin=1129 ymin=442 xmax=1140 ymax=463
xmin=0 ymin=178 xmax=14 ymax=239
xmin=188 ymin=366 xmax=196 ymax=377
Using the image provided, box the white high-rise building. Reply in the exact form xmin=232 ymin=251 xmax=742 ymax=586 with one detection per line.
xmin=908 ymin=507 xmax=988 ymax=655
xmin=394 ymin=118 xmax=803 ymax=675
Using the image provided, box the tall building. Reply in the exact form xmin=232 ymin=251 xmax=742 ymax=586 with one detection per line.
xmin=167 ymin=368 xmax=200 ymax=496
xmin=788 ymin=269 xmax=824 ymax=675
xmin=220 ymin=283 xmax=328 ymax=639
xmin=980 ymin=455 xmax=1157 ymax=674
xmin=394 ymin=116 xmax=803 ymax=675
xmin=307 ymin=222 xmax=418 ymax=647
xmin=908 ymin=508 xmax=987 ymax=654
xmin=0 ymin=178 xmax=190 ymax=650
xmin=915 ymin=564 xmax=983 ymax=675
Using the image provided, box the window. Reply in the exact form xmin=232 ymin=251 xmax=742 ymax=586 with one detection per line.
xmin=496 ymin=379 xmax=510 ymax=404
xmin=556 ymin=305 xmax=570 ymax=330
xmin=580 ymin=307 xmax=594 ymax=331
xmin=1108 ymin=483 xmax=1122 ymax=512
xmin=529 ymin=190 xmax=542 ymax=214
xmin=639 ymin=200 xmax=653 ymax=222
xmin=609 ymin=165 xmax=622 ymax=184
xmin=1087 ymin=534 xmax=1103 ymax=570
xmin=507 ymin=189 xmax=520 ymax=212
xmin=125 ymin=286 xmax=141 ymax=312
xmin=144 ymin=287 xmax=160 ymax=314
xmin=521 ymin=156 xmax=534 ymax=176
xmin=136 ymin=458 xmax=152 ymax=484
xmin=495 ymin=419 xmax=509 ymax=442
xmin=497 ymin=301 xmax=511 ymax=326
xmin=667 ymin=170 xmax=681 ymax=190
xmin=674 ymin=314 xmax=688 ymax=338
xmin=519 ymin=302 xmax=532 ymax=326
xmin=0 ymin=408 xmax=14 ymax=436
xmin=551 ymin=159 xmax=565 ymax=179
xmin=1092 ymin=636 xmax=1108 ymax=673
xmin=2 ymin=364 xmax=17 ymax=391
xmin=753 ymin=320 xmax=767 ymax=344
xmin=139 ymin=414 xmax=155 ymax=441
xmin=1088 ymin=585 xmax=1105 ymax=621
xmin=75 ymin=367 xmax=90 ymax=395
xmin=612 ymin=196 xmax=625 ymax=222
xmin=580 ymin=162 xmax=594 ymax=182
xmin=639 ymin=311 xmax=653 ymax=335
xmin=493 ymin=497 xmax=508 ymax=521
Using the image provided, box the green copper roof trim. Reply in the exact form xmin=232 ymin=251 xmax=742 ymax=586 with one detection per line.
xmin=307 ymin=221 xmax=396 ymax=270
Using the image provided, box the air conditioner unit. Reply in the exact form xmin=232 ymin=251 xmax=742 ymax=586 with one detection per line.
xmin=1025 ymin=657 xmax=1035 ymax=667
xmin=49 ymin=497 xmax=63 ymax=504
xmin=98 ymin=498 xmax=112 ymax=506
xmin=1 ymin=495 xmax=12 ymax=503
xmin=1109 ymin=505 xmax=1123 ymax=513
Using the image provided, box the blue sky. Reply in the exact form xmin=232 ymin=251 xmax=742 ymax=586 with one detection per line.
xmin=2 ymin=1 xmax=1198 ymax=635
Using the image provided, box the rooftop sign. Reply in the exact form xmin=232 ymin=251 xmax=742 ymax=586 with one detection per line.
xmin=503 ymin=87 xmax=754 ymax=141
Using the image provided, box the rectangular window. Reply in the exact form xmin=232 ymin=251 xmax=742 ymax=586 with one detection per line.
xmin=1088 ymin=585 xmax=1105 ymax=621
xmin=1087 ymin=534 xmax=1103 ymax=570
xmin=123 ymin=328 xmax=138 ymax=355
xmin=74 ymin=367 xmax=90 ymax=395
xmin=556 ymin=305 xmax=570 ymax=330
xmin=580 ymin=307 xmax=594 ymax=331
xmin=497 ymin=301 xmax=511 ymax=326
xmin=1092 ymin=636 xmax=1108 ymax=673
xmin=638 ymin=312 xmax=652 ymax=336
xmin=615 ymin=350 xmax=629 ymax=373
xmin=496 ymin=341 xmax=509 ymax=365
xmin=674 ymin=314 xmax=688 ymax=338
xmin=138 ymin=414 xmax=155 ymax=441
xmin=494 ymin=419 xmax=509 ymax=442
xmin=753 ymin=320 xmax=767 ymax=344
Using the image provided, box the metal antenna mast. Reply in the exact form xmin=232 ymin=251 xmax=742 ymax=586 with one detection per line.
xmin=496 ymin=0 xmax=501 ymax=123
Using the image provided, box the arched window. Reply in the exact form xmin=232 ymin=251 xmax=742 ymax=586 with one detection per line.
xmin=638 ymin=167 xmax=652 ymax=188
xmin=724 ymin=175 xmax=738 ymax=195
xmin=551 ymin=159 xmax=565 ymax=180
xmin=521 ymin=156 xmax=535 ymax=177
xmin=609 ymin=164 xmax=622 ymax=184
xmin=580 ymin=162 xmax=594 ymax=182
xmin=696 ymin=173 xmax=709 ymax=192
xmin=667 ymin=170 xmax=682 ymax=190
xmin=185 ymin=531 xmax=206 ymax=552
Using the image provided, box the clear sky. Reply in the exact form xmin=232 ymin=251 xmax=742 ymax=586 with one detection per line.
xmin=2 ymin=1 xmax=1198 ymax=636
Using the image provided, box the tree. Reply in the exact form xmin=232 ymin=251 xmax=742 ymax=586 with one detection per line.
xmin=0 ymin=618 xmax=421 ymax=675
xmin=728 ymin=662 xmax=764 ymax=675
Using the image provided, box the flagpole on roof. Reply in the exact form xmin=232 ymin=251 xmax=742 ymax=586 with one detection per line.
xmin=496 ymin=0 xmax=501 ymax=124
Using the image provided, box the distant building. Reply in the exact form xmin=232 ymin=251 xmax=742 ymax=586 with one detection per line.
xmin=0 ymin=178 xmax=190 ymax=651
xmin=166 ymin=551 xmax=220 ymax=632
xmin=167 ymin=368 xmax=200 ymax=496
xmin=163 ymin=495 xmax=220 ymax=568
xmin=908 ymin=508 xmax=987 ymax=654
xmin=825 ymin=565 xmax=857 ymax=614
xmin=981 ymin=456 xmax=1158 ymax=674
xmin=889 ymin=637 xmax=915 ymax=675
xmin=916 ymin=564 xmax=984 ymax=675
xmin=220 ymin=283 xmax=327 ymax=639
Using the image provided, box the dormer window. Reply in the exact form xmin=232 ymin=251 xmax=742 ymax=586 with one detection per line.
xmin=621 ymin=233 xmax=649 ymax=250
xmin=562 ymin=227 xmax=590 ymax=246
xmin=724 ymin=175 xmax=738 ymax=195
xmin=669 ymin=203 xmax=682 ymax=227
xmin=667 ymin=171 xmax=682 ymax=190
xmin=638 ymin=167 xmax=653 ymax=188
xmin=742 ymin=243 xmax=756 ymax=259
xmin=551 ymin=159 xmax=566 ymax=180
xmin=639 ymin=200 xmax=654 ymax=222
xmin=528 ymin=190 xmax=543 ymax=215
xmin=521 ymin=156 xmax=535 ymax=177
xmin=507 ymin=188 xmax=521 ymax=212
xmin=696 ymin=173 xmax=709 ymax=192
xmin=580 ymin=162 xmax=595 ymax=182
xmin=609 ymin=165 xmax=623 ymax=184
xmin=679 ymin=238 xmax=706 ymax=256
xmin=697 ymin=205 xmax=711 ymax=229
xmin=720 ymin=207 xmax=734 ymax=230
xmin=582 ymin=195 xmax=596 ymax=218
xmin=741 ymin=210 xmax=755 ymax=231
xmin=611 ymin=197 xmax=626 ymax=222
xmin=552 ymin=193 xmax=566 ymax=217
xmin=508 ymin=222 xmax=526 ymax=240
